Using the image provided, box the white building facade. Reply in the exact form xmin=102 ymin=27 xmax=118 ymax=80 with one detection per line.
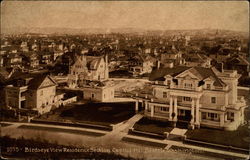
xmin=136 ymin=66 xmax=246 ymax=131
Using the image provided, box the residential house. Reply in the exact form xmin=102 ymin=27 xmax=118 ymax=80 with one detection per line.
xmin=225 ymin=55 xmax=249 ymax=77
xmin=3 ymin=53 xmax=22 ymax=68
xmin=67 ymin=54 xmax=114 ymax=102
xmin=128 ymin=54 xmax=154 ymax=75
xmin=38 ymin=51 xmax=53 ymax=64
xmin=136 ymin=66 xmax=246 ymax=131
xmin=183 ymin=53 xmax=211 ymax=68
xmin=160 ymin=45 xmax=184 ymax=67
xmin=68 ymin=54 xmax=109 ymax=88
xmin=5 ymin=73 xmax=64 ymax=114
xmin=81 ymin=80 xmax=114 ymax=102
xmin=21 ymin=52 xmax=39 ymax=69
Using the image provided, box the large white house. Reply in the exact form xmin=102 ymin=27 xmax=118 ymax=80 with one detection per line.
xmin=136 ymin=66 xmax=246 ymax=131
xmin=5 ymin=73 xmax=64 ymax=114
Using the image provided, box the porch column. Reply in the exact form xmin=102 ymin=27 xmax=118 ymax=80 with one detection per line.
xmin=220 ymin=113 xmax=225 ymax=127
xmin=225 ymin=112 xmax=227 ymax=121
xmin=145 ymin=101 xmax=148 ymax=111
xmin=173 ymin=96 xmax=178 ymax=121
xmin=195 ymin=98 xmax=200 ymax=125
xmin=169 ymin=96 xmax=173 ymax=120
xmin=135 ymin=100 xmax=139 ymax=112
xmin=151 ymin=105 xmax=154 ymax=117
xmin=191 ymin=98 xmax=195 ymax=124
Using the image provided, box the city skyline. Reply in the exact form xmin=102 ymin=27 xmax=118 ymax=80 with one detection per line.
xmin=1 ymin=1 xmax=249 ymax=33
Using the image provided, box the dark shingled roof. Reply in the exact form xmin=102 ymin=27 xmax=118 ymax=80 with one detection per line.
xmin=149 ymin=66 xmax=226 ymax=87
xmin=7 ymin=71 xmax=57 ymax=89
xmin=149 ymin=66 xmax=189 ymax=81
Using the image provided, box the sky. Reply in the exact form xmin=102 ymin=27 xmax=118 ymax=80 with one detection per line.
xmin=1 ymin=1 xmax=249 ymax=33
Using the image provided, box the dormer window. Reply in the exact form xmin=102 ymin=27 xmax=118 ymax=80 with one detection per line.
xmin=184 ymin=83 xmax=192 ymax=88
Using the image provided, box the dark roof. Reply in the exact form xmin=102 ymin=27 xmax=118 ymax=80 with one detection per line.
xmin=7 ymin=71 xmax=56 ymax=89
xmin=149 ymin=66 xmax=189 ymax=81
xmin=149 ymin=66 xmax=226 ymax=87
xmin=227 ymin=55 xmax=249 ymax=66
xmin=86 ymin=56 xmax=102 ymax=70
xmin=28 ymin=74 xmax=52 ymax=90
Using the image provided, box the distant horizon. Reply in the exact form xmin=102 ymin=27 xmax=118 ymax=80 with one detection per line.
xmin=1 ymin=26 xmax=248 ymax=35
xmin=1 ymin=1 xmax=249 ymax=34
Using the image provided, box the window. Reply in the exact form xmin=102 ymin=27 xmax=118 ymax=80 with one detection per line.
xmin=207 ymin=84 xmax=211 ymax=89
xmin=91 ymin=93 xmax=95 ymax=98
xmin=167 ymin=80 xmax=171 ymax=86
xmin=211 ymin=113 xmax=215 ymax=119
xmin=202 ymin=112 xmax=206 ymax=119
xmin=211 ymin=97 xmax=216 ymax=103
xmin=40 ymin=90 xmax=43 ymax=96
xmin=231 ymin=112 xmax=234 ymax=117
xmin=207 ymin=112 xmax=218 ymax=120
xmin=183 ymin=97 xmax=192 ymax=101
xmin=160 ymin=107 xmax=168 ymax=112
xmin=227 ymin=112 xmax=234 ymax=121
xmin=184 ymin=83 xmax=193 ymax=88
xmin=163 ymin=92 xmax=167 ymax=98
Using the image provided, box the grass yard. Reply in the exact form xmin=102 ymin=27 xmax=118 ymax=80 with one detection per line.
xmin=133 ymin=117 xmax=174 ymax=135
xmin=185 ymin=125 xmax=249 ymax=149
xmin=59 ymin=102 xmax=136 ymax=126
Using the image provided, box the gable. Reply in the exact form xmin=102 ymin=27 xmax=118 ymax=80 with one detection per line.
xmin=39 ymin=77 xmax=56 ymax=89
xmin=175 ymin=69 xmax=201 ymax=80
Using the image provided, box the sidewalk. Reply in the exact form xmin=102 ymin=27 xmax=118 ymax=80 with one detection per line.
xmin=124 ymin=134 xmax=248 ymax=159
xmin=1 ymin=113 xmax=248 ymax=159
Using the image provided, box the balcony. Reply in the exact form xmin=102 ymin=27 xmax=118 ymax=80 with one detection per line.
xmin=177 ymin=102 xmax=192 ymax=107
xmin=153 ymin=112 xmax=170 ymax=119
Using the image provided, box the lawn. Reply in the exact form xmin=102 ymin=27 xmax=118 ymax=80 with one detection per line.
xmin=59 ymin=102 xmax=136 ymax=126
xmin=133 ymin=117 xmax=174 ymax=135
xmin=185 ymin=125 xmax=249 ymax=149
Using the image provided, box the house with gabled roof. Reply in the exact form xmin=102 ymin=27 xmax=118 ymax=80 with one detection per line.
xmin=4 ymin=53 xmax=22 ymax=68
xmin=225 ymin=55 xmax=249 ymax=76
xmin=136 ymin=66 xmax=246 ymax=131
xmin=5 ymin=73 xmax=64 ymax=114
xmin=68 ymin=54 xmax=109 ymax=88
xmin=183 ymin=53 xmax=212 ymax=68
xmin=128 ymin=54 xmax=155 ymax=76
xmin=21 ymin=51 xmax=39 ymax=69
xmin=67 ymin=54 xmax=112 ymax=102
